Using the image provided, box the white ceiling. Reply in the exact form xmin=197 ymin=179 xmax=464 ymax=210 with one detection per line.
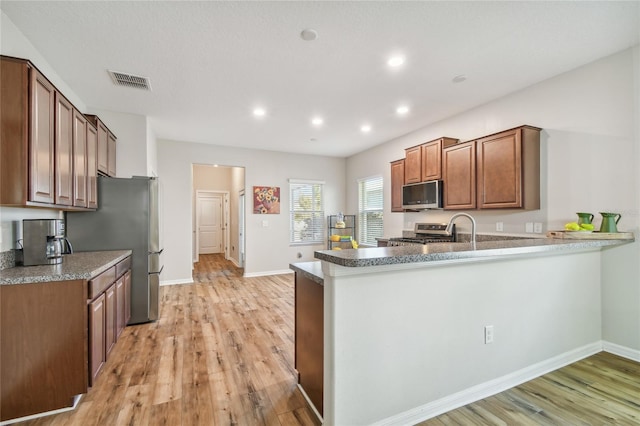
xmin=2 ymin=1 xmax=638 ymax=158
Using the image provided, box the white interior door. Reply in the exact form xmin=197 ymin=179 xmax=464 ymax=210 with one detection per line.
xmin=198 ymin=194 xmax=223 ymax=254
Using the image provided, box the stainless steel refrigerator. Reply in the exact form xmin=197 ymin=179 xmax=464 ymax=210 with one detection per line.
xmin=66 ymin=176 xmax=163 ymax=324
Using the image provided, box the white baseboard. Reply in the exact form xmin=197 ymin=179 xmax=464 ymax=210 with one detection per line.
xmin=243 ymin=269 xmax=294 ymax=278
xmin=373 ymin=341 xmax=603 ymax=426
xmin=297 ymin=384 xmax=323 ymax=424
xmin=603 ymin=340 xmax=640 ymax=362
xmin=160 ymin=278 xmax=194 ymax=286
xmin=228 ymin=256 xmax=241 ymax=268
xmin=0 ymin=394 xmax=83 ymax=425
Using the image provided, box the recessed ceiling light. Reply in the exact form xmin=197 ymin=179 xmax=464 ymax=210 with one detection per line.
xmin=361 ymin=124 xmax=372 ymax=133
xmin=253 ymin=107 xmax=266 ymax=117
xmin=452 ymin=74 xmax=467 ymax=83
xmin=396 ymin=105 xmax=410 ymax=115
xmin=311 ymin=117 xmax=324 ymax=126
xmin=300 ymin=29 xmax=318 ymax=41
xmin=387 ymin=55 xmax=405 ymax=68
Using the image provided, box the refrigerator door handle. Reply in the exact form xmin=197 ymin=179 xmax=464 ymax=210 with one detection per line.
xmin=148 ymin=248 xmax=164 ymax=255
xmin=149 ymin=265 xmax=164 ymax=275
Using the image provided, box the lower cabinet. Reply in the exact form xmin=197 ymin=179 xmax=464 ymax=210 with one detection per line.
xmin=87 ymin=257 xmax=131 ymax=386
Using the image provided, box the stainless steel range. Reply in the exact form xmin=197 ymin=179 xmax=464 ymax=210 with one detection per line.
xmin=387 ymin=223 xmax=456 ymax=246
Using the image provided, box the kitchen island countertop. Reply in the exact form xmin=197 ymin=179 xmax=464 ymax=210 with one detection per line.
xmin=0 ymin=250 xmax=132 ymax=285
xmin=315 ymin=237 xmax=633 ymax=268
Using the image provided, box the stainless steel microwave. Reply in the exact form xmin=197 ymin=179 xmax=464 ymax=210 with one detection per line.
xmin=402 ymin=180 xmax=443 ymax=210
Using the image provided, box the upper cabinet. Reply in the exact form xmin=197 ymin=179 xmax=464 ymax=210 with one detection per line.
xmin=442 ymin=141 xmax=477 ymax=210
xmin=86 ymin=115 xmax=117 ymax=177
xmin=405 ymin=137 xmax=458 ymax=185
xmin=1 ymin=55 xmax=116 ymax=210
xmin=476 ymin=126 xmax=540 ymax=210
xmin=390 ymin=159 xmax=405 ymax=212
xmin=393 ymin=126 xmax=540 ymax=212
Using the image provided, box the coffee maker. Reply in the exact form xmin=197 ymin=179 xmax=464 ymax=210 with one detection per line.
xmin=18 ymin=219 xmax=73 ymax=266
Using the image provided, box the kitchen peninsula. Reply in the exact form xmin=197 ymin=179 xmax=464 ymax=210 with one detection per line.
xmin=293 ymin=237 xmax=634 ymax=425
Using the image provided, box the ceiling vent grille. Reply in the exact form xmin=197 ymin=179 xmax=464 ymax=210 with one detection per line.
xmin=108 ymin=70 xmax=152 ymax=91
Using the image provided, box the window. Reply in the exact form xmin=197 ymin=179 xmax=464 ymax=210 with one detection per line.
xmin=358 ymin=176 xmax=383 ymax=246
xmin=289 ymin=180 xmax=324 ymax=244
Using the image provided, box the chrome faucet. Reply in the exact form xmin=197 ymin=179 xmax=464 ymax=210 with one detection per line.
xmin=446 ymin=212 xmax=476 ymax=248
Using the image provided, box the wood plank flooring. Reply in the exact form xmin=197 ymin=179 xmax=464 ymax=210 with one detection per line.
xmin=12 ymin=254 xmax=640 ymax=425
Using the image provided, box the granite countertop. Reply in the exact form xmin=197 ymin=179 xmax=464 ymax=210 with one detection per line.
xmin=315 ymin=237 xmax=634 ymax=268
xmin=0 ymin=250 xmax=132 ymax=285
xmin=290 ymin=261 xmax=324 ymax=284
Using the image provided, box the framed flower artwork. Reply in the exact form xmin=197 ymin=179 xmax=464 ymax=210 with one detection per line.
xmin=253 ymin=186 xmax=280 ymax=214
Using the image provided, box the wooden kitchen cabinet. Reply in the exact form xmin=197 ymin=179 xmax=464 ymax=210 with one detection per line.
xmin=105 ymin=283 xmax=117 ymax=357
xmin=88 ymin=293 xmax=106 ymax=386
xmin=422 ymin=137 xmax=458 ymax=181
xmin=116 ymin=275 xmax=126 ymax=338
xmin=123 ymin=270 xmax=132 ymax=327
xmin=72 ymin=109 xmax=88 ymax=208
xmin=0 ymin=280 xmax=88 ymax=421
xmin=55 ymin=93 xmax=74 ymax=206
xmin=86 ymin=121 xmax=98 ymax=209
xmin=1 ymin=57 xmax=55 ymax=206
xmin=404 ymin=145 xmax=421 ymax=184
xmin=390 ymin=159 xmax=405 ymax=212
xmin=108 ymin=131 xmax=117 ymax=177
xmin=443 ymin=140 xmax=477 ymax=210
xmin=476 ymin=126 xmax=541 ymax=209
xmin=86 ymin=115 xmax=117 ymax=177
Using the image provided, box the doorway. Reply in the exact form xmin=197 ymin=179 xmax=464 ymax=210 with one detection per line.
xmin=196 ymin=191 xmax=225 ymax=255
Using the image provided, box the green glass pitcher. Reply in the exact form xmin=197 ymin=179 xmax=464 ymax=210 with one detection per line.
xmin=599 ymin=212 xmax=621 ymax=233
xmin=576 ymin=212 xmax=594 ymax=225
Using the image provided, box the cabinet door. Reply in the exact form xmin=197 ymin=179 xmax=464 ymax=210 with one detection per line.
xmin=55 ymin=93 xmax=73 ymax=206
xmin=96 ymin=121 xmax=108 ymax=174
xmin=86 ymin=122 xmax=98 ymax=209
xmin=105 ymin=284 xmax=116 ymax=357
xmin=72 ymin=110 xmax=87 ymax=208
xmin=89 ymin=293 xmax=106 ymax=387
xmin=404 ymin=146 xmax=421 ymax=184
xmin=29 ymin=68 xmax=56 ymax=204
xmin=390 ymin=159 xmax=405 ymax=212
xmin=443 ymin=141 xmax=476 ymax=210
xmin=421 ymin=139 xmax=442 ymax=181
xmin=116 ymin=276 xmax=126 ymax=338
xmin=124 ymin=270 xmax=131 ymax=325
xmin=107 ymin=132 xmax=116 ymax=177
xmin=477 ymin=129 xmax=521 ymax=209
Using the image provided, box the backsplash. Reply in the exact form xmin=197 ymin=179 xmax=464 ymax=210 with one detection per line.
xmin=0 ymin=250 xmax=16 ymax=270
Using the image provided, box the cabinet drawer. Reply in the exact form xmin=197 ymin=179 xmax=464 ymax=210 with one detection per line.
xmin=115 ymin=256 xmax=131 ymax=278
xmin=88 ymin=266 xmax=116 ymax=300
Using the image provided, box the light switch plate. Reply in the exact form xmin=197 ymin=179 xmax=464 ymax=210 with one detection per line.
xmin=262 ymin=220 xmax=269 ymax=228
xmin=534 ymin=222 xmax=543 ymax=233
xmin=525 ymin=222 xmax=534 ymax=233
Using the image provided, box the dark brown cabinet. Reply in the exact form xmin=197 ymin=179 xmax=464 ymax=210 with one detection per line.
xmin=86 ymin=121 xmax=98 ymax=209
xmin=443 ymin=141 xmax=477 ymax=210
xmin=476 ymin=126 xmax=540 ymax=209
xmin=1 ymin=55 xmax=114 ymax=210
xmin=88 ymin=293 xmax=106 ymax=386
xmin=1 ymin=57 xmax=55 ymax=206
xmin=1 ymin=280 xmax=88 ymax=421
xmin=55 ymin=93 xmax=74 ymax=206
xmin=390 ymin=159 xmax=405 ymax=212
xmin=116 ymin=274 xmax=127 ymax=338
xmin=72 ymin=110 xmax=88 ymax=208
xmin=87 ymin=115 xmax=117 ymax=177
xmin=404 ymin=145 xmax=421 ymax=184
xmin=124 ymin=270 xmax=132 ymax=326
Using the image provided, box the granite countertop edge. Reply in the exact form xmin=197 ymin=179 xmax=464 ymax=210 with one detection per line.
xmin=314 ymin=238 xmax=633 ymax=268
xmin=289 ymin=261 xmax=324 ymax=284
xmin=0 ymin=250 xmax=132 ymax=285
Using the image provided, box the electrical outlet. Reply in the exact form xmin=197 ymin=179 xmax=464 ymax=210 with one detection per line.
xmin=534 ymin=222 xmax=543 ymax=233
xmin=525 ymin=222 xmax=534 ymax=233
xmin=484 ymin=325 xmax=494 ymax=344
xmin=496 ymin=222 xmax=503 ymax=232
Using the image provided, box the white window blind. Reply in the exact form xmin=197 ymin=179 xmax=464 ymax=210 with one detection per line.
xmin=358 ymin=176 xmax=383 ymax=246
xmin=290 ymin=181 xmax=324 ymax=244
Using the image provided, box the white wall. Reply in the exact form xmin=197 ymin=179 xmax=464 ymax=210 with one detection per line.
xmin=158 ymin=140 xmax=346 ymax=281
xmin=346 ymin=47 xmax=640 ymax=353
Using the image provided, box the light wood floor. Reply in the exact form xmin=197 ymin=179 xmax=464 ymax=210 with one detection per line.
xmin=14 ymin=254 xmax=640 ymax=425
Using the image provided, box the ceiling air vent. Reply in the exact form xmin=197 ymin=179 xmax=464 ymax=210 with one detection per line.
xmin=108 ymin=70 xmax=152 ymax=91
